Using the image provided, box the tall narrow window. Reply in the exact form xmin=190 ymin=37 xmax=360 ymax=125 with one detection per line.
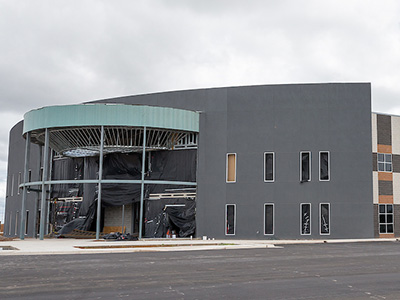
xmin=320 ymin=203 xmax=330 ymax=235
xmin=25 ymin=211 xmax=29 ymax=235
xmin=17 ymin=172 xmax=21 ymax=195
xmin=8 ymin=212 xmax=12 ymax=236
xmin=226 ymin=153 xmax=237 ymax=183
xmin=300 ymin=203 xmax=311 ymax=235
xmin=300 ymin=152 xmax=311 ymax=182
xmin=264 ymin=152 xmax=275 ymax=182
xmin=379 ymin=204 xmax=394 ymax=234
xmin=264 ymin=204 xmax=274 ymax=235
xmin=28 ymin=169 xmax=32 ymax=193
xmin=40 ymin=167 xmax=44 ymax=181
xmin=15 ymin=211 xmax=19 ymax=236
xmin=377 ymin=153 xmax=392 ymax=172
xmin=226 ymin=204 xmax=236 ymax=235
xmin=319 ymin=151 xmax=330 ymax=181
xmin=11 ymin=174 xmax=14 ymax=196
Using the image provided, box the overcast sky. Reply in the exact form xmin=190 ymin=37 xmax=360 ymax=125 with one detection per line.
xmin=0 ymin=0 xmax=400 ymax=222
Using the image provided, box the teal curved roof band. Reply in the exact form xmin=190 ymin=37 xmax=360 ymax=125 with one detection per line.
xmin=23 ymin=104 xmax=199 ymax=134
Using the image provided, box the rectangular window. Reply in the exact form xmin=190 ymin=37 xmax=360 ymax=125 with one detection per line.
xmin=320 ymin=203 xmax=330 ymax=235
xmin=319 ymin=151 xmax=330 ymax=181
xmin=11 ymin=174 xmax=14 ymax=197
xmin=15 ymin=211 xmax=19 ymax=236
xmin=379 ymin=204 xmax=394 ymax=234
xmin=225 ymin=204 xmax=236 ymax=235
xmin=300 ymin=203 xmax=311 ymax=235
xmin=40 ymin=167 xmax=44 ymax=181
xmin=28 ymin=169 xmax=32 ymax=193
xmin=226 ymin=153 xmax=237 ymax=183
xmin=300 ymin=152 xmax=311 ymax=182
xmin=8 ymin=212 xmax=12 ymax=236
xmin=377 ymin=153 xmax=392 ymax=172
xmin=264 ymin=152 xmax=275 ymax=182
xmin=264 ymin=204 xmax=274 ymax=235
xmin=25 ymin=211 xmax=29 ymax=235
xmin=17 ymin=172 xmax=21 ymax=195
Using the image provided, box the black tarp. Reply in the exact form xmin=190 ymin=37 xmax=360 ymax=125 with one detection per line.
xmin=144 ymin=198 xmax=196 ymax=238
xmin=53 ymin=149 xmax=197 ymax=235
xmin=51 ymin=158 xmax=84 ymax=198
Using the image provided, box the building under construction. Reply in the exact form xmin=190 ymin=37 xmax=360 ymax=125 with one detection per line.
xmin=5 ymin=83 xmax=385 ymax=239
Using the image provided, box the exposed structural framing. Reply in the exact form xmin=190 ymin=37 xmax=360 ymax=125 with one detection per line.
xmin=32 ymin=126 xmax=194 ymax=157
xmin=18 ymin=104 xmax=199 ymax=240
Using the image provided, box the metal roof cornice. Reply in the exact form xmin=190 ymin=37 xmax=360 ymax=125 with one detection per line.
xmin=23 ymin=104 xmax=199 ymax=134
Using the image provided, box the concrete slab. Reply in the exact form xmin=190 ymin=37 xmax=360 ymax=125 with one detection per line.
xmin=0 ymin=237 xmax=398 ymax=255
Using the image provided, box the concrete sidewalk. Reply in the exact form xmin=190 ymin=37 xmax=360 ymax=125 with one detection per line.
xmin=0 ymin=237 xmax=398 ymax=255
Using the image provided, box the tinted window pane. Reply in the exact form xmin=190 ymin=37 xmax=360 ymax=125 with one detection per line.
xmin=265 ymin=153 xmax=274 ymax=181
xmin=378 ymin=153 xmax=384 ymax=162
xmin=301 ymin=153 xmax=310 ymax=182
xmin=301 ymin=204 xmax=311 ymax=234
xmin=379 ymin=215 xmax=386 ymax=223
xmin=385 ymin=154 xmax=392 ymax=163
xmin=387 ymin=224 xmax=394 ymax=233
xmin=379 ymin=204 xmax=386 ymax=213
xmin=387 ymin=214 xmax=393 ymax=223
xmin=320 ymin=204 xmax=330 ymax=234
xmin=378 ymin=163 xmax=385 ymax=171
xmin=387 ymin=205 xmax=393 ymax=213
xmin=226 ymin=205 xmax=235 ymax=235
xmin=320 ymin=152 xmax=329 ymax=181
xmin=380 ymin=225 xmax=387 ymax=233
xmin=265 ymin=204 xmax=274 ymax=235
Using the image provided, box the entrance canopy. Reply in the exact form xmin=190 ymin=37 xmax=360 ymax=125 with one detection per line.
xmin=23 ymin=104 xmax=199 ymax=157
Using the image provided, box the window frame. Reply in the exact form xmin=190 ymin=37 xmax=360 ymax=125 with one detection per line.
xmin=11 ymin=174 xmax=14 ymax=197
xmin=25 ymin=210 xmax=29 ymax=235
xmin=263 ymin=152 xmax=275 ymax=182
xmin=226 ymin=153 xmax=237 ymax=183
xmin=15 ymin=211 xmax=19 ymax=236
xmin=225 ymin=204 xmax=236 ymax=236
xmin=319 ymin=151 xmax=330 ymax=181
xmin=264 ymin=203 xmax=274 ymax=235
xmin=17 ymin=172 xmax=21 ymax=195
xmin=378 ymin=204 xmax=394 ymax=234
xmin=300 ymin=151 xmax=311 ymax=182
xmin=8 ymin=212 xmax=12 ymax=236
xmin=300 ymin=203 xmax=311 ymax=235
xmin=27 ymin=169 xmax=32 ymax=193
xmin=377 ymin=153 xmax=392 ymax=172
xmin=319 ymin=203 xmax=331 ymax=235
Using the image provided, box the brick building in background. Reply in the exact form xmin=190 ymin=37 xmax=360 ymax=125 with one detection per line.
xmin=372 ymin=113 xmax=400 ymax=237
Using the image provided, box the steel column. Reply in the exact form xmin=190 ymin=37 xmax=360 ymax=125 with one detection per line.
xmin=96 ymin=126 xmax=104 ymax=240
xmin=19 ymin=132 xmax=31 ymax=239
xmin=39 ymin=129 xmax=49 ymax=240
xmin=139 ymin=127 xmax=147 ymax=239
xmin=121 ymin=205 xmax=125 ymax=233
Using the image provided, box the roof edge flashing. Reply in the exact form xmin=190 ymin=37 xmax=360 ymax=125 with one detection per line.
xmin=23 ymin=104 xmax=199 ymax=134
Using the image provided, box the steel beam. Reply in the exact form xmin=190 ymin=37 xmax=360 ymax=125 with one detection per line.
xmin=39 ymin=129 xmax=49 ymax=240
xmin=139 ymin=127 xmax=146 ymax=239
xmin=19 ymin=132 xmax=30 ymax=239
xmin=96 ymin=126 xmax=104 ymax=240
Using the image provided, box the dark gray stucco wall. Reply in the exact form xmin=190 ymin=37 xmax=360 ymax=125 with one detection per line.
xmin=5 ymin=83 xmax=373 ymax=239
xmin=93 ymin=83 xmax=374 ymax=239
xmin=5 ymin=121 xmax=41 ymax=237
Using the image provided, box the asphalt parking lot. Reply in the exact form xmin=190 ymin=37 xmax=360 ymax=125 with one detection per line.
xmin=1 ymin=241 xmax=400 ymax=299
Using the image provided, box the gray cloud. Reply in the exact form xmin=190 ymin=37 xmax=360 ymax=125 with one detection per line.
xmin=0 ymin=0 xmax=400 ymax=221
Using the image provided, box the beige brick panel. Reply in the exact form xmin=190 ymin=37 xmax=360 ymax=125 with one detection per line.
xmin=373 ymin=171 xmax=379 ymax=204
xmin=392 ymin=115 xmax=400 ymax=155
xmin=372 ymin=113 xmax=377 ymax=152
xmin=393 ymin=173 xmax=400 ymax=204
